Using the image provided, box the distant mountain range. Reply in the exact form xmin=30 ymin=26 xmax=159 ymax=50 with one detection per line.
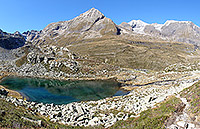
xmin=1 ymin=8 xmax=200 ymax=47
xmin=18 ymin=8 xmax=200 ymax=46
xmin=120 ymin=19 xmax=200 ymax=45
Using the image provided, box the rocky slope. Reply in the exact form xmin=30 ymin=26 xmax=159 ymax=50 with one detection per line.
xmin=0 ymin=30 xmax=29 ymax=62
xmin=20 ymin=8 xmax=200 ymax=71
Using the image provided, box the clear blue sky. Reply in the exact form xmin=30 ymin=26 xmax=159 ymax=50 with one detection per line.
xmin=1 ymin=0 xmax=199 ymax=33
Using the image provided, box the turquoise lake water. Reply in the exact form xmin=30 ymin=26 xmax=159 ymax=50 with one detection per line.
xmin=0 ymin=76 xmax=128 ymax=104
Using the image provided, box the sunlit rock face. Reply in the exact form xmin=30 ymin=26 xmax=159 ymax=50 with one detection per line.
xmin=23 ymin=8 xmax=120 ymax=46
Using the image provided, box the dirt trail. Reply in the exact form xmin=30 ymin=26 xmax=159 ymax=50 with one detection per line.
xmin=168 ymin=94 xmax=200 ymax=129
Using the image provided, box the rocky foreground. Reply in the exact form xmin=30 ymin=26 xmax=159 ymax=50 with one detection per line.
xmin=1 ymin=70 xmax=200 ymax=128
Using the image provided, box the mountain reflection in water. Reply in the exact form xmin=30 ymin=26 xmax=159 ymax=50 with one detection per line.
xmin=0 ymin=76 xmax=128 ymax=104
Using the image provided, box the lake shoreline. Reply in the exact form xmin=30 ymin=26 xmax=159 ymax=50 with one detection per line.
xmin=0 ymin=75 xmax=127 ymax=105
xmin=0 ymin=73 xmax=25 ymax=99
xmin=0 ymin=72 xmax=137 ymax=93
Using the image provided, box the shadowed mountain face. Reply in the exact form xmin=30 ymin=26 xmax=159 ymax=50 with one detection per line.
xmin=0 ymin=30 xmax=25 ymax=49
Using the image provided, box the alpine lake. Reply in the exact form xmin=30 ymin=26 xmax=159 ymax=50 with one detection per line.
xmin=0 ymin=76 xmax=128 ymax=104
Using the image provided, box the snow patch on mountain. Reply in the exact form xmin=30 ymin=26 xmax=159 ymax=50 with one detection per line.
xmin=128 ymin=20 xmax=195 ymax=33
xmin=151 ymin=23 xmax=164 ymax=31
xmin=128 ymin=20 xmax=149 ymax=34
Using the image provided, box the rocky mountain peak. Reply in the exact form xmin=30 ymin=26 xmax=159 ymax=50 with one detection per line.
xmin=27 ymin=8 xmax=119 ymax=45
xmin=127 ymin=20 xmax=149 ymax=34
xmin=80 ymin=8 xmax=104 ymax=19
xmin=14 ymin=31 xmax=21 ymax=35
xmin=42 ymin=8 xmax=105 ymax=34
xmin=65 ymin=8 xmax=106 ymax=32
xmin=129 ymin=20 xmax=149 ymax=28
xmin=22 ymin=30 xmax=41 ymax=42
xmin=13 ymin=31 xmax=23 ymax=37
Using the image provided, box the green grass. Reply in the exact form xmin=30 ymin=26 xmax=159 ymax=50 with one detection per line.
xmin=180 ymin=82 xmax=200 ymax=120
xmin=0 ymin=98 xmax=105 ymax=129
xmin=15 ymin=46 xmax=29 ymax=67
xmin=15 ymin=54 xmax=28 ymax=67
xmin=110 ymin=96 xmax=182 ymax=129
xmin=0 ymin=99 xmax=74 ymax=128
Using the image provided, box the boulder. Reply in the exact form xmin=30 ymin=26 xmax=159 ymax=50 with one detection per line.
xmin=0 ymin=110 xmax=6 ymax=117
xmin=76 ymin=105 xmax=84 ymax=115
xmin=177 ymin=121 xmax=185 ymax=127
xmin=77 ymin=115 xmax=85 ymax=121
xmin=0 ymin=88 xmax=9 ymax=96
xmin=40 ymin=105 xmax=46 ymax=111
xmin=187 ymin=123 xmax=195 ymax=128
xmin=88 ymin=117 xmax=99 ymax=126
xmin=116 ymin=112 xmax=125 ymax=121
xmin=57 ymin=112 xmax=62 ymax=117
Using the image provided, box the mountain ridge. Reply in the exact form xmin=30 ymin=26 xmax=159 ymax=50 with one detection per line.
xmin=21 ymin=8 xmax=200 ymax=46
xmin=122 ymin=19 xmax=200 ymax=45
xmin=23 ymin=8 xmax=120 ymax=46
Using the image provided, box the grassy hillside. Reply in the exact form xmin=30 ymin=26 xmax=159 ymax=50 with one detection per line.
xmin=68 ymin=36 xmax=199 ymax=71
xmin=0 ymin=99 xmax=68 ymax=128
xmin=180 ymin=83 xmax=200 ymax=123
xmin=0 ymin=98 xmax=101 ymax=129
xmin=110 ymin=96 xmax=183 ymax=129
